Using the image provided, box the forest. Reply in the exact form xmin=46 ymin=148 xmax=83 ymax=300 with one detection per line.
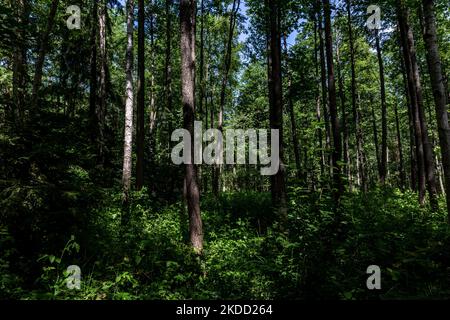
xmin=0 ymin=0 xmax=450 ymax=300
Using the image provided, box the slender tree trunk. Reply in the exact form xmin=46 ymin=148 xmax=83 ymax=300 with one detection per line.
xmin=98 ymin=0 xmax=108 ymax=163
xmin=317 ymin=2 xmax=331 ymax=174
xmin=214 ymin=0 xmax=240 ymax=195
xmin=336 ymin=35 xmax=350 ymax=186
xmin=346 ymin=0 xmax=365 ymax=191
xmin=402 ymin=4 xmax=438 ymax=210
xmin=375 ymin=30 xmax=388 ymax=184
xmin=149 ymin=3 xmax=157 ymax=143
xmin=31 ymin=0 xmax=59 ymax=110
xmin=394 ymin=98 xmax=406 ymax=189
xmin=122 ymin=0 xmax=134 ymax=215
xmin=313 ymin=15 xmax=325 ymax=178
xmin=323 ymin=0 xmax=343 ymax=204
xmin=180 ymin=0 xmax=203 ymax=253
xmin=422 ymin=0 xmax=450 ymax=220
xmin=371 ymin=101 xmax=381 ymax=181
xmin=283 ymin=35 xmax=301 ymax=180
xmin=268 ymin=0 xmax=287 ymax=224
xmin=398 ymin=3 xmax=427 ymax=205
xmin=136 ymin=0 xmax=145 ymax=190
xmin=164 ymin=0 xmax=173 ymax=153
xmin=89 ymin=0 xmax=98 ymax=147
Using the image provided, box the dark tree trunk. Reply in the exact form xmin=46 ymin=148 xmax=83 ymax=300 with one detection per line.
xmin=313 ymin=14 xmax=325 ymax=178
xmin=336 ymin=36 xmax=350 ymax=186
xmin=268 ymin=0 xmax=287 ymax=225
xmin=400 ymin=4 xmax=438 ymax=210
xmin=346 ymin=0 xmax=365 ymax=191
xmin=323 ymin=0 xmax=343 ymax=204
xmin=375 ymin=30 xmax=388 ymax=184
xmin=180 ymin=0 xmax=203 ymax=253
xmin=398 ymin=3 xmax=427 ymax=206
xmin=421 ymin=0 xmax=450 ymax=220
xmin=394 ymin=98 xmax=406 ymax=189
xmin=317 ymin=2 xmax=331 ymax=175
xmin=89 ymin=0 xmax=98 ymax=147
xmin=283 ymin=34 xmax=302 ymax=180
xmin=136 ymin=0 xmax=145 ymax=190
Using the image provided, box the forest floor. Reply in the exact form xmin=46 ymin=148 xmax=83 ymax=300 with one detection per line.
xmin=2 ymin=186 xmax=450 ymax=300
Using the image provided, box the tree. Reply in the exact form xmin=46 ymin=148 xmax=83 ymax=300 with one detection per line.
xmin=122 ymin=0 xmax=135 ymax=210
xmin=346 ymin=0 xmax=366 ymax=191
xmin=136 ymin=0 xmax=145 ymax=190
xmin=397 ymin=2 xmax=438 ymax=210
xmin=268 ymin=0 xmax=287 ymax=224
xmin=323 ymin=0 xmax=342 ymax=204
xmin=421 ymin=0 xmax=450 ymax=220
xmin=180 ymin=0 xmax=203 ymax=253
xmin=374 ymin=29 xmax=388 ymax=184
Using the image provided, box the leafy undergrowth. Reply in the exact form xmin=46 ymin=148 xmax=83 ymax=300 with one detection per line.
xmin=1 ymin=187 xmax=450 ymax=300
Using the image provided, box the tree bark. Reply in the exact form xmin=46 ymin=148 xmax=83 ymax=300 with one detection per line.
xmin=317 ymin=1 xmax=331 ymax=175
xmin=268 ymin=0 xmax=287 ymax=224
xmin=336 ymin=34 xmax=350 ymax=186
xmin=283 ymin=34 xmax=301 ymax=180
xmin=421 ymin=0 xmax=450 ymax=219
xmin=398 ymin=3 xmax=427 ymax=206
xmin=375 ymin=30 xmax=388 ymax=184
xmin=346 ymin=0 xmax=365 ymax=191
xmin=98 ymin=0 xmax=108 ymax=163
xmin=122 ymin=0 xmax=135 ymax=213
xmin=323 ymin=0 xmax=343 ymax=204
xmin=89 ymin=0 xmax=98 ymax=147
xmin=180 ymin=0 xmax=203 ymax=253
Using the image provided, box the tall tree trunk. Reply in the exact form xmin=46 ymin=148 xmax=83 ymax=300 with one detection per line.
xmin=403 ymin=5 xmax=438 ymax=210
xmin=214 ymin=0 xmax=240 ymax=195
xmin=422 ymin=0 xmax=450 ymax=218
xmin=122 ymin=0 xmax=134 ymax=215
xmin=136 ymin=0 xmax=145 ymax=190
xmin=180 ymin=0 xmax=203 ymax=253
xmin=317 ymin=2 xmax=331 ymax=175
xmin=268 ymin=0 xmax=287 ymax=225
xmin=394 ymin=97 xmax=406 ymax=189
xmin=323 ymin=0 xmax=343 ymax=204
xmin=398 ymin=3 xmax=427 ymax=205
xmin=336 ymin=34 xmax=350 ymax=186
xmin=164 ymin=0 xmax=173 ymax=153
xmin=313 ymin=14 xmax=325 ymax=178
xmin=283 ymin=35 xmax=301 ymax=180
xmin=346 ymin=0 xmax=365 ymax=191
xmin=31 ymin=0 xmax=59 ymax=110
xmin=371 ymin=101 xmax=381 ymax=180
xmin=98 ymin=0 xmax=108 ymax=164
xmin=375 ymin=30 xmax=388 ymax=184
xmin=89 ymin=0 xmax=98 ymax=147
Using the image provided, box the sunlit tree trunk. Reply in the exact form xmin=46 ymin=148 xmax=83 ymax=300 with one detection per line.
xmin=122 ymin=0 xmax=134 ymax=210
